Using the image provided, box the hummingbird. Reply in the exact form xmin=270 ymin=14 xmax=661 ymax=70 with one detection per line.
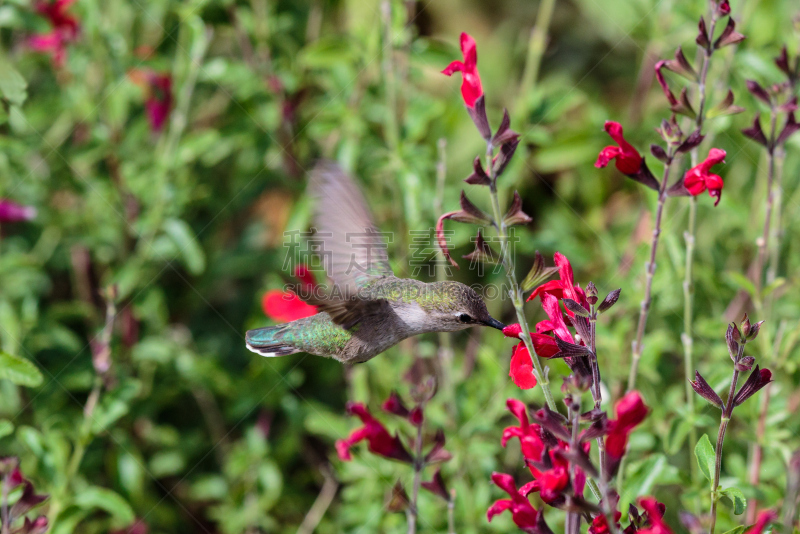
xmin=245 ymin=161 xmax=506 ymax=364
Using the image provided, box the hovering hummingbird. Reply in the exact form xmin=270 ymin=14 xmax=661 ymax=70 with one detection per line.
xmin=245 ymin=162 xmax=506 ymax=364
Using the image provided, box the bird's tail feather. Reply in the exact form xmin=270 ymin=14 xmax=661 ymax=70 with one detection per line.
xmin=245 ymin=325 xmax=300 ymax=357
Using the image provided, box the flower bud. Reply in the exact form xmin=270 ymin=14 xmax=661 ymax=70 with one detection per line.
xmin=586 ymin=282 xmax=598 ymax=305
xmin=732 ymin=366 xmax=772 ymax=407
xmin=735 ymin=356 xmax=755 ymax=372
xmin=689 ymin=371 xmax=724 ymax=408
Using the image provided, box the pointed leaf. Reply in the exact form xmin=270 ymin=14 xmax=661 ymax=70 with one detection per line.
xmin=694 ymin=434 xmax=715 ymax=483
xmin=720 ymin=487 xmax=746 ymax=515
xmin=0 ymin=352 xmax=43 ymax=387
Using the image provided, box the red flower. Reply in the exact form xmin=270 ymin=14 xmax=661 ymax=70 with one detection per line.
xmin=744 ymin=510 xmax=777 ymax=534
xmin=29 ymin=0 xmax=79 ymax=67
xmin=503 ymin=323 xmax=523 ymax=338
xmin=261 ymin=265 xmax=318 ymax=322
xmin=535 ymin=450 xmax=570 ymax=503
xmin=683 ymin=148 xmax=726 ymax=206
xmin=335 ymin=402 xmax=412 ymax=463
xmin=501 ymin=399 xmax=545 ymax=462
xmin=509 ymin=343 xmax=538 ymax=390
xmin=638 ymin=498 xmax=673 ymax=534
xmin=145 ymin=73 xmax=173 ymax=133
xmin=442 ymin=33 xmax=484 ymax=108
xmin=595 ymin=122 xmax=643 ymax=175
xmin=0 ymin=200 xmax=37 ymax=222
xmin=487 ymin=472 xmax=541 ymax=533
xmin=606 ymin=391 xmax=649 ymax=461
xmin=527 ymin=293 xmax=574 ymax=358
xmin=589 ymin=512 xmax=622 ymax=534
xmin=526 ymin=252 xmax=587 ymax=310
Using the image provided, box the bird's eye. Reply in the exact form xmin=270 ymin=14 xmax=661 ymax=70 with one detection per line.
xmin=458 ymin=314 xmax=472 ymax=323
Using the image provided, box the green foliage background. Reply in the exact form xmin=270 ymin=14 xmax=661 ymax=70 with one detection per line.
xmin=1 ymin=0 xmax=799 ymax=532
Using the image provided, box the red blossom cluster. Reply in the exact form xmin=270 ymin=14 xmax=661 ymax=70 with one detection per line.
xmin=28 ymin=0 xmax=79 ymax=67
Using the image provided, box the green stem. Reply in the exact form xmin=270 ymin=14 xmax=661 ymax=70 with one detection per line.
xmin=627 ymin=147 xmax=675 ymax=391
xmin=710 ymin=339 xmax=746 ymax=534
xmin=484 ymin=146 xmax=557 ymax=411
xmin=406 ymin=422 xmax=425 ymax=534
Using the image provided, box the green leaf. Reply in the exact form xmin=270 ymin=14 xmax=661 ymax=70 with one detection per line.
xmin=0 ymin=351 xmax=44 ymax=387
xmin=163 ymin=218 xmax=206 ymax=275
xmin=74 ymin=486 xmax=135 ymax=525
xmin=721 ymin=487 xmax=747 ymax=515
xmin=722 ymin=527 xmax=745 ymax=534
xmin=695 ymin=434 xmax=715 ymax=483
xmin=0 ymin=419 xmax=13 ymax=438
xmin=0 ymin=55 xmax=27 ymax=105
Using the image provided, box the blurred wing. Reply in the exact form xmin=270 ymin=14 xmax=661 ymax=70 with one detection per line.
xmin=310 ymin=161 xmax=394 ymax=297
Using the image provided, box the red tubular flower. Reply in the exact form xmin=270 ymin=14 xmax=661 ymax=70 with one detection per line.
xmin=442 ymin=33 xmax=484 ymax=108
xmin=335 ymin=402 xmax=412 ymax=463
xmin=527 ymin=253 xmax=587 ymax=309
xmin=261 ymin=265 xmax=318 ymax=322
xmin=29 ymin=0 xmax=79 ymax=67
xmin=606 ymin=391 xmax=649 ymax=469
xmin=536 ymin=450 xmax=570 ymax=503
xmin=595 ymin=122 xmax=644 ymax=175
xmin=503 ymin=323 xmax=523 ymax=338
xmin=487 ymin=472 xmax=541 ymax=533
xmin=638 ymin=497 xmax=673 ymax=534
xmin=509 ymin=343 xmax=538 ymax=390
xmin=0 ymin=200 xmax=37 ymax=222
xmin=744 ymin=510 xmax=777 ymax=534
xmin=501 ymin=399 xmax=545 ymax=462
xmin=589 ymin=512 xmax=622 ymax=534
xmin=683 ymin=148 xmax=726 ymax=206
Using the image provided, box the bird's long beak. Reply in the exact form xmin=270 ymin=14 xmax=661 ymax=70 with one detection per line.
xmin=483 ymin=317 xmax=506 ymax=330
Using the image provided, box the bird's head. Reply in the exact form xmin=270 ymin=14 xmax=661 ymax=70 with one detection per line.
xmin=422 ymin=281 xmax=505 ymax=332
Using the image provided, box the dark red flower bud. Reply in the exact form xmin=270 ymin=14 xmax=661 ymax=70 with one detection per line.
xmin=689 ymin=371 xmax=723 ymax=408
xmin=409 ymin=406 xmax=424 ymax=427
xmin=503 ymin=191 xmax=533 ymax=226
xmin=696 ymin=17 xmax=710 ymax=48
xmin=421 ymin=468 xmax=450 ymax=501
xmin=746 ymin=80 xmax=771 ymax=104
xmin=726 ymin=322 xmax=741 ymax=359
xmin=597 ymin=289 xmax=621 ymax=313
xmin=732 ymin=366 xmax=772 ymax=407
xmin=382 ymin=391 xmax=410 ymax=418
xmin=777 ymin=113 xmax=800 ymax=146
xmin=10 ymin=481 xmax=48 ymax=518
xmin=716 ymin=0 xmax=731 ymax=16
xmin=425 ymin=428 xmax=452 ymax=463
xmin=386 ymin=481 xmax=409 ymax=512
xmin=736 ymin=356 xmax=756 ymax=372
xmin=742 ymin=115 xmax=769 ymax=147
xmin=465 ymin=156 xmax=491 ymax=185
xmin=714 ymin=17 xmax=745 ymax=49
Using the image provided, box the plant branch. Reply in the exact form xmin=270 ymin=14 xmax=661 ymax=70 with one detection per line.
xmin=406 ymin=422 xmax=425 ymax=534
xmin=710 ymin=338 xmax=746 ymax=534
xmin=484 ymin=145 xmax=557 ymax=411
xmin=627 ymin=147 xmax=675 ymax=391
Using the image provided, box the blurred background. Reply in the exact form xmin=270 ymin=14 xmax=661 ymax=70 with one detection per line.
xmin=1 ymin=0 xmax=799 ymax=531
